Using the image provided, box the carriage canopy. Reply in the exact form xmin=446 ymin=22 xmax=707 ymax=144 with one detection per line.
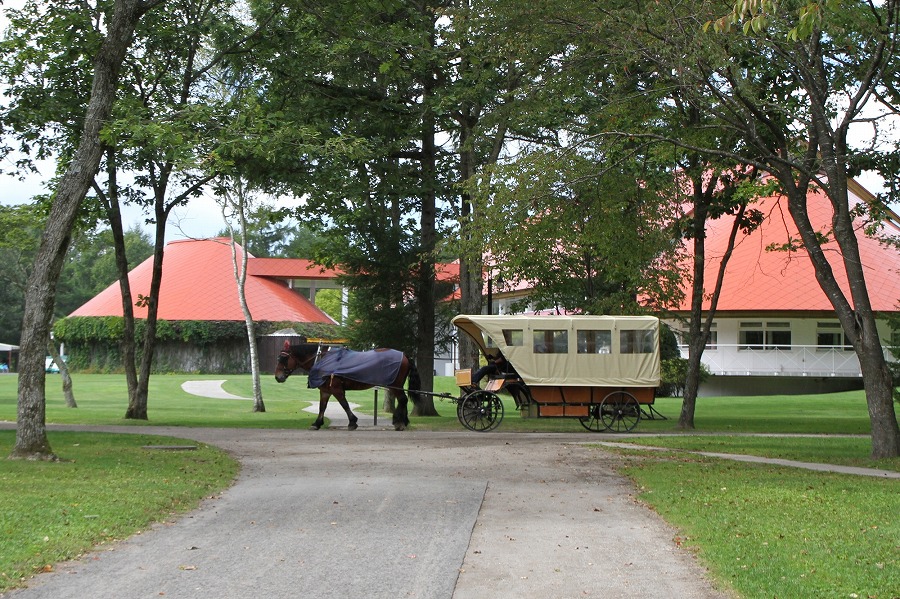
xmin=452 ymin=314 xmax=660 ymax=388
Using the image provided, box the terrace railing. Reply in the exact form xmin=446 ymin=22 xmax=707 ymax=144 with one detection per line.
xmin=676 ymin=344 xmax=897 ymax=378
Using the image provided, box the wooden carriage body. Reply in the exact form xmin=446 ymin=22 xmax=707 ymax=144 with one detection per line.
xmin=452 ymin=314 xmax=662 ymax=431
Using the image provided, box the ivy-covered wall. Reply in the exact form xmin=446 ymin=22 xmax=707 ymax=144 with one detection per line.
xmin=53 ymin=317 xmax=343 ymax=374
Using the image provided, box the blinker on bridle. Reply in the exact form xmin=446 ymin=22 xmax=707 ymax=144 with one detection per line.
xmin=277 ymin=351 xmax=297 ymax=378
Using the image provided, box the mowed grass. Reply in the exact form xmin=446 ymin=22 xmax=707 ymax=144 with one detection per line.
xmin=1 ymin=373 xmax=898 ymax=597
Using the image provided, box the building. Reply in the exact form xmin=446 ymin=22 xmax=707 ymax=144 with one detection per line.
xmin=66 ymin=238 xmax=340 ymax=373
xmin=665 ymin=179 xmax=900 ymax=395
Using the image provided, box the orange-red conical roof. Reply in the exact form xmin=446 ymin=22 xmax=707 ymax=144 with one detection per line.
xmin=69 ymin=238 xmax=335 ymax=323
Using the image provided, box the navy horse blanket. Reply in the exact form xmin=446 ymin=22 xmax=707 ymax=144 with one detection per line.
xmin=307 ymin=348 xmax=404 ymax=388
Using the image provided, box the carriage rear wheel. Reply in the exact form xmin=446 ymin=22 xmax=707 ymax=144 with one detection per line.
xmin=598 ymin=391 xmax=641 ymax=432
xmin=458 ymin=390 xmax=504 ymax=432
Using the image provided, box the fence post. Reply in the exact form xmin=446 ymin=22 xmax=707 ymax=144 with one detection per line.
xmin=373 ymin=389 xmax=378 ymax=426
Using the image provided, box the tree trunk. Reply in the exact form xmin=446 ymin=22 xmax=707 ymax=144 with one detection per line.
xmin=412 ymin=10 xmax=438 ymax=416
xmin=100 ymin=148 xmax=140 ymax=405
xmin=679 ymin=180 xmax=749 ymax=430
xmin=126 ymin=201 xmax=165 ymax=420
xmin=457 ymin=110 xmax=483 ymax=371
xmin=785 ymin=180 xmax=900 ymax=458
xmin=12 ymin=0 xmax=151 ymax=459
xmin=48 ymin=337 xmax=76 ymax=408
xmin=223 ymin=184 xmax=265 ymax=412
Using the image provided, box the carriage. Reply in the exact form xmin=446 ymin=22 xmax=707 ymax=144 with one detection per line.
xmin=451 ymin=314 xmax=663 ymax=433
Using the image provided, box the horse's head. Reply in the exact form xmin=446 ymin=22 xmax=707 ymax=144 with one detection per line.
xmin=274 ymin=339 xmax=320 ymax=383
xmin=274 ymin=340 xmax=299 ymax=383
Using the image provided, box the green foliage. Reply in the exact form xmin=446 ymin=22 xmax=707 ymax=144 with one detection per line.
xmin=660 ymin=357 xmax=710 ymax=397
xmin=54 ymin=317 xmax=341 ymax=345
xmin=888 ymin=312 xmax=900 ymax=405
xmin=0 ymin=203 xmax=45 ymax=343
xmin=470 ymin=148 xmax=685 ymax=315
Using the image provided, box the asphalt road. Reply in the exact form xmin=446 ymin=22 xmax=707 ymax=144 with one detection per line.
xmin=3 ymin=425 xmax=731 ymax=599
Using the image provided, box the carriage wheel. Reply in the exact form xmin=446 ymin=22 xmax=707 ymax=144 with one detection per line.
xmin=599 ymin=391 xmax=641 ymax=433
xmin=579 ymin=404 xmax=605 ymax=432
xmin=458 ymin=391 xmax=504 ymax=432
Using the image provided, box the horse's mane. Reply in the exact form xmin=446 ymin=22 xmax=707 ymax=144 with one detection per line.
xmin=289 ymin=343 xmax=325 ymax=359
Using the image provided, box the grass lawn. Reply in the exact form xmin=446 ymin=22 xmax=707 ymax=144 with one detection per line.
xmin=0 ymin=373 xmax=898 ymax=597
xmin=0 ymin=430 xmax=238 ymax=594
xmin=614 ymin=451 xmax=898 ymax=599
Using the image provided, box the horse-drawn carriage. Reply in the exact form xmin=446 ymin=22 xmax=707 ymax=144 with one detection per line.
xmin=274 ymin=314 xmax=662 ymax=433
xmin=451 ymin=314 xmax=663 ymax=432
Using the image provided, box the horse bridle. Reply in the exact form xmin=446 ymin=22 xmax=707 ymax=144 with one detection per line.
xmin=278 ymin=344 xmax=325 ymax=379
xmin=277 ymin=350 xmax=298 ymax=378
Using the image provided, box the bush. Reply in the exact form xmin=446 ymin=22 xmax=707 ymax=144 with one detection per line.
xmin=660 ymin=357 xmax=710 ymax=397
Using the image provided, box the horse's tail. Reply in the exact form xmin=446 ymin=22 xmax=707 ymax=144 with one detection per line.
xmin=406 ymin=356 xmax=421 ymax=403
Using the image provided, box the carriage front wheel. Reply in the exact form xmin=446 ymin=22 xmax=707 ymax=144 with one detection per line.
xmin=599 ymin=391 xmax=641 ymax=433
xmin=458 ymin=390 xmax=504 ymax=432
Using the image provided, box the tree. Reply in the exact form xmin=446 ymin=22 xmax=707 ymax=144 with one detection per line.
xmin=7 ymin=0 xmax=162 ymax=460
xmin=588 ymin=0 xmax=900 ymax=457
xmin=240 ymin=0 xmax=451 ymax=413
xmin=675 ymin=170 xmax=767 ymax=428
xmin=469 ymin=146 xmax=684 ymax=316
xmin=219 ymin=177 xmax=265 ymax=412
xmin=0 ymin=203 xmax=44 ymax=345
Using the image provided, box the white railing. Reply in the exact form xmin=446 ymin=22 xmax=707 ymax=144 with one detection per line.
xmin=676 ymin=344 xmax=897 ymax=377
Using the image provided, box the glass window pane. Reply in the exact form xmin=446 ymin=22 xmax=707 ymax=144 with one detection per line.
xmin=620 ymin=330 xmax=654 ymax=354
xmin=502 ymin=329 xmax=524 ymax=346
xmin=739 ymin=330 xmax=764 ymax=349
xmin=533 ymin=330 xmax=568 ymax=353
xmin=577 ymin=330 xmax=612 ymax=354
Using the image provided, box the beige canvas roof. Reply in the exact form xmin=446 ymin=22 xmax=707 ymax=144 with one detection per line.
xmin=452 ymin=315 xmax=660 ymax=388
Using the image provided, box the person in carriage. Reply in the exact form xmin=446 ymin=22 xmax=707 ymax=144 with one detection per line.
xmin=469 ymin=351 xmax=518 ymax=390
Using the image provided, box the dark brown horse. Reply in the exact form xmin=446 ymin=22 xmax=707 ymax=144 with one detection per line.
xmin=274 ymin=340 xmax=420 ymax=431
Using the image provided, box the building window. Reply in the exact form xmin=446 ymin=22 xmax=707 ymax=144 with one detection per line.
xmin=679 ymin=324 xmax=718 ymax=350
xmin=620 ymin=330 xmax=655 ymax=354
xmin=816 ymin=322 xmax=852 ymax=351
xmin=740 ymin=322 xmax=791 ymax=350
xmin=577 ymin=330 xmax=612 ymax=354
xmin=533 ymin=330 xmax=568 ymax=353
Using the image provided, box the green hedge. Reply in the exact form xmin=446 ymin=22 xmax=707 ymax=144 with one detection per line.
xmin=54 ymin=316 xmax=342 ymax=345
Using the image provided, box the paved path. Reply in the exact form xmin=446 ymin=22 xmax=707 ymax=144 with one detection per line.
xmin=1 ymin=425 xmax=730 ymax=599
xmin=3 ymin=381 xmax=893 ymax=598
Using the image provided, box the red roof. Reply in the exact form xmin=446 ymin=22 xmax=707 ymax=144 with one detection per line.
xmin=247 ymin=258 xmax=343 ymax=279
xmin=70 ymin=238 xmax=336 ymax=323
xmin=673 ymin=179 xmax=900 ymax=313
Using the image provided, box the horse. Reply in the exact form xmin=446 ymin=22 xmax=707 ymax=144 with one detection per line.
xmin=274 ymin=339 xmax=421 ymax=431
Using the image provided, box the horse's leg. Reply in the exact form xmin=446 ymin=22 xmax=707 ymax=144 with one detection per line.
xmin=332 ymin=385 xmax=359 ymax=431
xmin=392 ymin=388 xmax=410 ymax=431
xmin=311 ymin=388 xmax=330 ymax=430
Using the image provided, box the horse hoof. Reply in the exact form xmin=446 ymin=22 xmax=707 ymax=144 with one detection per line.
xmin=348 ymin=422 xmax=358 ymax=431
xmin=394 ymin=424 xmax=406 ymax=431
xmin=310 ymin=424 xmax=322 ymax=430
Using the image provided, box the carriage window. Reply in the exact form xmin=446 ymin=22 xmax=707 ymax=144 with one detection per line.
xmin=533 ymin=329 xmax=568 ymax=353
xmin=620 ymin=330 xmax=655 ymax=354
xmin=577 ymin=330 xmax=611 ymax=354
xmin=502 ymin=329 xmax=524 ymax=346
